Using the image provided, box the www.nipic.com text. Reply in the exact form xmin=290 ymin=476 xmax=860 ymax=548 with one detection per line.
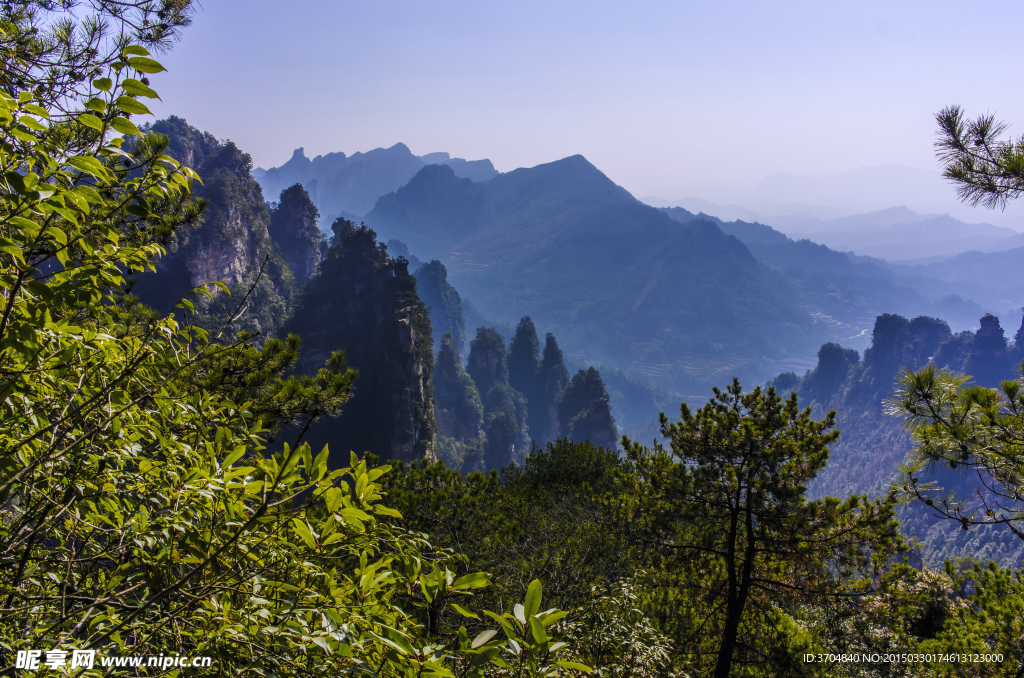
xmin=15 ymin=649 xmax=213 ymax=670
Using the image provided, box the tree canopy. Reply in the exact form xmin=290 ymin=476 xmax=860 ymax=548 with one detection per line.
xmin=935 ymin=105 xmax=1024 ymax=209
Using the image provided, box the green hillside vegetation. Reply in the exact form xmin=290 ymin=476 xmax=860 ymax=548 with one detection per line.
xmin=0 ymin=10 xmax=585 ymax=677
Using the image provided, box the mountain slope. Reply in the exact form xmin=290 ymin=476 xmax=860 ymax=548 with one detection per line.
xmin=366 ymin=157 xmax=827 ymax=393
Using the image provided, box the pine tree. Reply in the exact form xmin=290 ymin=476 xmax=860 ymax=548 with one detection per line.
xmin=935 ymin=106 xmax=1024 ymax=209
xmin=622 ymin=381 xmax=902 ymax=678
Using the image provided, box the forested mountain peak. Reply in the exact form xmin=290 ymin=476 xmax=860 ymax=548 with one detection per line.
xmin=485 ymin=154 xmax=637 ymax=209
xmin=370 ymin=164 xmax=487 ymax=251
xmin=282 ymin=220 xmax=435 ymax=466
xmin=365 ymin=156 xmax=820 ymax=392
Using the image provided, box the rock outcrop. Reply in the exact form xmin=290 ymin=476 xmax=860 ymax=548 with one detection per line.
xmin=432 ymin=333 xmax=485 ymax=470
xmin=773 ymin=312 xmax=1024 ymax=568
xmin=268 ymin=183 xmax=324 ymax=284
xmin=965 ymin=313 xmax=1011 ymax=388
xmin=132 ymin=116 xmax=295 ymax=341
xmin=537 ymin=333 xmax=571 ymax=445
xmin=557 ymin=367 xmax=617 ymax=450
xmin=414 ymin=260 xmax=466 ymax=359
xmin=466 ymin=327 xmax=510 ymax=398
xmin=281 ymin=221 xmax=435 ymax=466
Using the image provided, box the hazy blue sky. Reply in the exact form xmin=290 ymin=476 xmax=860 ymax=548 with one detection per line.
xmin=149 ymin=0 xmax=1024 ymax=218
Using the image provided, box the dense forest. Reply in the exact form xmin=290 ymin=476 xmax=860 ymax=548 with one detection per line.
xmin=7 ymin=3 xmax=1024 ymax=677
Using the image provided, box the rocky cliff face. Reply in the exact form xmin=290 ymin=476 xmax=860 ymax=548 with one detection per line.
xmin=281 ymin=221 xmax=435 ymax=465
xmin=132 ymin=116 xmax=295 ymax=341
xmin=413 ymin=260 xmax=466 ymax=358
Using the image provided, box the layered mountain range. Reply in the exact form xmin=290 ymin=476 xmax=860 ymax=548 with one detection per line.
xmin=253 ymin=144 xmax=498 ymax=222
xmin=133 ymin=119 xmax=617 ymax=467
xmin=363 ymin=159 xmax=827 ymax=394
xmin=149 ymin=126 xmax=1024 ymax=474
xmin=357 ymin=157 xmax=1011 ymax=395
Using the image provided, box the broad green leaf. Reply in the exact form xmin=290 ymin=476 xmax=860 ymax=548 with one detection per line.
xmin=556 ymin=661 xmax=593 ymax=673
xmin=528 ymin=616 xmax=547 ymax=644
xmin=380 ymin=629 xmax=416 ymax=656
xmin=524 ymin=578 xmax=542 ymax=617
xmin=122 ymin=45 xmax=151 ymax=56
xmin=115 ymin=96 xmax=152 ymax=116
xmin=66 ymin=156 xmax=109 ymax=179
xmin=92 ymin=77 xmax=113 ymax=92
xmin=126 ymin=56 xmax=167 ymax=73
xmin=483 ymin=610 xmax=516 ymax=639
xmin=291 ymin=519 xmax=316 ymax=549
xmin=78 ymin=114 xmax=104 ymax=131
xmin=449 ymin=603 xmax=478 ymax=619
xmin=22 ymin=103 xmax=48 ymax=117
xmin=470 ymin=630 xmax=496 ymax=649
xmin=539 ymin=609 xmax=569 ymax=626
xmin=19 ymin=116 xmax=45 ymax=131
xmin=121 ymin=78 xmax=160 ymax=99
xmin=72 ymin=184 xmax=104 ymax=204
xmin=0 ymin=237 xmax=25 ymax=263
xmin=110 ymin=117 xmax=141 ymax=136
xmin=453 ymin=572 xmax=491 ymax=590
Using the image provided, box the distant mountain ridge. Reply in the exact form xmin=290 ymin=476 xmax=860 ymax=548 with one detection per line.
xmin=364 ymin=156 xmax=841 ymax=393
xmin=658 ymin=206 xmax=1003 ymax=331
xmin=781 ymin=209 xmax=1020 ymax=261
xmin=253 ymin=143 xmax=498 ymax=223
xmin=647 ymin=199 xmax=1024 ymax=262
